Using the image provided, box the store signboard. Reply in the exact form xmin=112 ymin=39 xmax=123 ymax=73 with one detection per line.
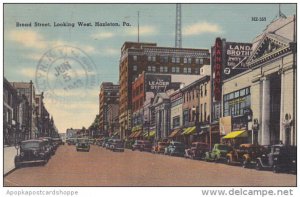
xmin=223 ymin=42 xmax=252 ymax=80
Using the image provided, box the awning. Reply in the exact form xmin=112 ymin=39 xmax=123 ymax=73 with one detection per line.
xmin=143 ymin=132 xmax=148 ymax=137
xmin=185 ymin=126 xmax=196 ymax=135
xmin=112 ymin=132 xmax=118 ymax=136
xmin=129 ymin=132 xmax=136 ymax=138
xmin=149 ymin=131 xmax=155 ymax=137
xmin=182 ymin=127 xmax=191 ymax=135
xmin=168 ymin=128 xmax=182 ymax=138
xmin=222 ymin=130 xmax=247 ymax=139
xmin=134 ymin=131 xmax=143 ymax=138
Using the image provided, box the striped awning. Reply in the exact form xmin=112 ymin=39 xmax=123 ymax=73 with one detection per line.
xmin=168 ymin=128 xmax=182 ymax=138
xmin=223 ymin=130 xmax=247 ymax=139
xmin=129 ymin=132 xmax=136 ymax=138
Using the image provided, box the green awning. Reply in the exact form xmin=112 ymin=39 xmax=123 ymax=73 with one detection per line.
xmin=223 ymin=130 xmax=247 ymax=139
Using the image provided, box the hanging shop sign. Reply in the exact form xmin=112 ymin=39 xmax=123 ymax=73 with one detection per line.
xmin=223 ymin=42 xmax=252 ymax=80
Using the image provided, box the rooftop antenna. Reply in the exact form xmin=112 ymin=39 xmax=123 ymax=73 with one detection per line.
xmin=138 ymin=11 xmax=140 ymax=43
xmin=175 ymin=4 xmax=182 ymax=48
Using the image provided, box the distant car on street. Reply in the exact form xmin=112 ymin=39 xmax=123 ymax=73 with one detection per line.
xmin=15 ymin=139 xmax=50 ymax=168
xmin=66 ymin=138 xmax=77 ymax=145
xmin=76 ymin=138 xmax=90 ymax=152
xmin=110 ymin=139 xmax=124 ymax=152
xmin=164 ymin=141 xmax=185 ymax=157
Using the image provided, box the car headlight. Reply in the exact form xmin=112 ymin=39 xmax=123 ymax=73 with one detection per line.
xmin=274 ymin=157 xmax=278 ymax=161
xmin=292 ymin=160 xmax=296 ymax=163
xmin=20 ymin=152 xmax=24 ymax=157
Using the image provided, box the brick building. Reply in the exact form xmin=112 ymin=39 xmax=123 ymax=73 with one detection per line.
xmin=119 ymin=41 xmax=210 ymax=139
xmin=99 ymin=82 xmax=120 ymax=136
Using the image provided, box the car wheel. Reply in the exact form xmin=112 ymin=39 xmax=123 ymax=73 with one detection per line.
xmin=226 ymin=157 xmax=231 ymax=165
xmin=242 ymin=160 xmax=248 ymax=168
xmin=273 ymin=165 xmax=279 ymax=173
xmin=256 ymin=161 xmax=262 ymax=170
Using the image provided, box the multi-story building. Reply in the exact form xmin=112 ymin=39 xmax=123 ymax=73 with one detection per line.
xmin=119 ymin=41 xmax=210 ymax=139
xmin=181 ymin=75 xmax=211 ymax=146
xmin=99 ymin=82 xmax=119 ymax=136
xmin=168 ymin=90 xmax=183 ymax=141
xmin=11 ymin=80 xmax=38 ymax=139
xmin=35 ymin=93 xmax=51 ymax=137
xmin=4 ymin=78 xmax=21 ymax=145
xmin=220 ymin=15 xmax=296 ymax=146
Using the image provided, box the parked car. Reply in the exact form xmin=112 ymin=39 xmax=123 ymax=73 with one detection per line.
xmin=76 ymin=138 xmax=90 ymax=152
xmin=88 ymin=138 xmax=95 ymax=145
xmin=132 ymin=140 xmax=152 ymax=152
xmin=152 ymin=142 xmax=169 ymax=154
xmin=110 ymin=139 xmax=124 ymax=152
xmin=205 ymin=144 xmax=233 ymax=162
xmin=164 ymin=141 xmax=185 ymax=157
xmin=105 ymin=139 xmax=113 ymax=149
xmin=185 ymin=142 xmax=209 ymax=160
xmin=255 ymin=144 xmax=296 ymax=173
xmin=226 ymin=144 xmax=266 ymax=167
xmin=15 ymin=139 xmax=50 ymax=168
xmin=101 ymin=137 xmax=110 ymax=147
xmin=39 ymin=137 xmax=55 ymax=155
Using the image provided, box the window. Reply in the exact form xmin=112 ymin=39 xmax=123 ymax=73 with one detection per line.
xmin=183 ymin=58 xmax=188 ymax=64
xmin=172 ymin=67 xmax=176 ymax=73
xmin=204 ymin=84 xmax=207 ymax=96
xmin=172 ymin=116 xmax=180 ymax=128
xmin=200 ymin=104 xmax=203 ymax=122
xmin=195 ymin=68 xmax=199 ymax=74
xmin=176 ymin=57 xmax=180 ymax=63
xmin=176 ymin=67 xmax=180 ymax=73
xmin=164 ymin=66 xmax=168 ymax=72
xmin=133 ymin=56 xmax=137 ymax=61
xmin=172 ymin=57 xmax=176 ymax=63
xmin=187 ymin=67 xmax=191 ymax=73
xmin=148 ymin=56 xmax=156 ymax=62
xmin=133 ymin=65 xmax=137 ymax=71
xmin=204 ymin=103 xmax=207 ymax=121
xmin=200 ymin=85 xmax=203 ymax=97
xmin=183 ymin=68 xmax=187 ymax=73
xmin=152 ymin=66 xmax=156 ymax=72
xmin=148 ymin=56 xmax=151 ymax=62
xmin=147 ymin=66 xmax=151 ymax=72
xmin=188 ymin=58 xmax=192 ymax=64
xmin=200 ymin=58 xmax=204 ymax=64
xmin=160 ymin=66 xmax=164 ymax=72
xmin=195 ymin=58 xmax=199 ymax=64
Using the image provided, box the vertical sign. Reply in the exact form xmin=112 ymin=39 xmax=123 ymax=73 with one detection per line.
xmin=214 ymin=38 xmax=222 ymax=101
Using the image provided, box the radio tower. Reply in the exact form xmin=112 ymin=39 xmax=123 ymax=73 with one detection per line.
xmin=175 ymin=4 xmax=182 ymax=48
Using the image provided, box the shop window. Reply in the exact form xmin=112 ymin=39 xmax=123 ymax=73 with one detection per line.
xmin=173 ymin=116 xmax=180 ymax=128
xmin=133 ymin=65 xmax=137 ymax=71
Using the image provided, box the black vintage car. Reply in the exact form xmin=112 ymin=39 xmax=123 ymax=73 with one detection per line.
xmin=110 ymin=139 xmax=125 ymax=152
xmin=76 ymin=138 xmax=90 ymax=152
xmin=15 ymin=139 xmax=51 ymax=168
xmin=256 ymin=144 xmax=296 ymax=173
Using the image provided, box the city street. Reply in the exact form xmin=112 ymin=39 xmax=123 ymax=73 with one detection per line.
xmin=4 ymin=145 xmax=296 ymax=187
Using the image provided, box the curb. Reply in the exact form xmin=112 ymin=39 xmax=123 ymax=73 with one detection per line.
xmin=4 ymin=167 xmax=16 ymax=177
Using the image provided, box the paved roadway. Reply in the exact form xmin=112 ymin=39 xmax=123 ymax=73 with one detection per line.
xmin=4 ymin=144 xmax=296 ymax=186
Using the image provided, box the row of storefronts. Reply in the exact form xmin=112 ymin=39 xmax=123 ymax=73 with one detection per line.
xmin=125 ymin=15 xmax=296 ymax=148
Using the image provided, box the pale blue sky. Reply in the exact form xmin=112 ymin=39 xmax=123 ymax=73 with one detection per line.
xmin=4 ymin=4 xmax=296 ymax=132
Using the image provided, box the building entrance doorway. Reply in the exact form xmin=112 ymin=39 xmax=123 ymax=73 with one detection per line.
xmin=269 ymin=74 xmax=281 ymax=145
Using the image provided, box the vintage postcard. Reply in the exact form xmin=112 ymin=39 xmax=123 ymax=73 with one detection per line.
xmin=2 ymin=2 xmax=297 ymax=191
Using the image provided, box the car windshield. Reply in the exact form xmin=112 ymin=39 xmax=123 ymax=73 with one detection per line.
xmin=218 ymin=145 xmax=231 ymax=151
xmin=21 ymin=141 xmax=41 ymax=149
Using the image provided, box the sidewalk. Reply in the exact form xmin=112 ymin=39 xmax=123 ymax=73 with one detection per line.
xmin=4 ymin=146 xmax=18 ymax=175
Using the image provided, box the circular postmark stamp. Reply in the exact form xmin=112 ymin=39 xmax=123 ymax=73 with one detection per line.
xmin=35 ymin=45 xmax=98 ymax=103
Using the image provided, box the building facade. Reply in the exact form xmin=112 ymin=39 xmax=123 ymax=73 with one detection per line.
xmin=119 ymin=41 xmax=210 ymax=139
xmin=222 ymin=15 xmax=296 ymax=146
xmin=99 ymin=82 xmax=120 ymax=136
